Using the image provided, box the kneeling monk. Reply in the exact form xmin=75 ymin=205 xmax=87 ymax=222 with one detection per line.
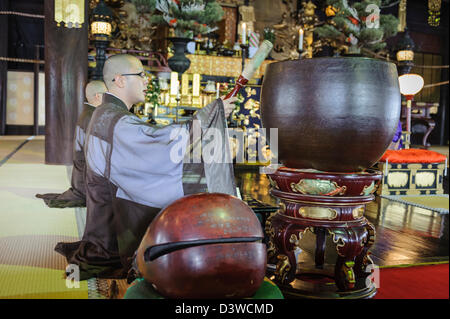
xmin=55 ymin=54 xmax=238 ymax=280
xmin=36 ymin=80 xmax=107 ymax=207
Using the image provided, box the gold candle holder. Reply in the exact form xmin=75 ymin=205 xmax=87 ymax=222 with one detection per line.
xmin=181 ymin=73 xmax=192 ymax=106
xmin=157 ymin=94 xmax=165 ymax=106
xmin=202 ymin=94 xmax=213 ymax=108
xmin=192 ymin=73 xmax=202 ymax=108
xmin=305 ymin=31 xmax=314 ymax=59
xmin=169 ymin=72 xmax=179 ymax=107
xmin=144 ymin=102 xmax=152 ymax=117
xmin=164 ymin=92 xmax=170 ymax=106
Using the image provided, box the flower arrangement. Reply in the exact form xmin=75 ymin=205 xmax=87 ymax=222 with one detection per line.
xmin=263 ymin=27 xmax=276 ymax=44
xmin=146 ymin=74 xmax=161 ymax=108
xmin=132 ymin=0 xmax=224 ymax=38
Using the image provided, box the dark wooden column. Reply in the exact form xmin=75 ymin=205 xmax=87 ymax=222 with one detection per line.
xmin=33 ymin=45 xmax=40 ymax=136
xmin=438 ymin=32 xmax=449 ymax=146
xmin=0 ymin=0 xmax=8 ymax=136
xmin=44 ymin=0 xmax=88 ymax=164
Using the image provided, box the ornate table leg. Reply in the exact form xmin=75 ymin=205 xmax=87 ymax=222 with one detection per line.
xmin=354 ymin=223 xmax=376 ymax=278
xmin=328 ymin=225 xmax=369 ymax=291
xmin=265 ymin=212 xmax=278 ymax=264
xmin=268 ymin=210 xmax=318 ymax=284
xmin=315 ymin=228 xmax=327 ymax=269
xmin=335 ymin=257 xmax=356 ymax=291
xmin=269 ymin=216 xmax=300 ymax=284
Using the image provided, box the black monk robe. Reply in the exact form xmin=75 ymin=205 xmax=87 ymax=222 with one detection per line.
xmin=55 ymin=93 xmax=236 ymax=280
xmin=36 ymin=103 xmax=95 ymax=208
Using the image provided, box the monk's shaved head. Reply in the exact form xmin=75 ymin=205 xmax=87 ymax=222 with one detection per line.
xmin=85 ymin=80 xmax=107 ymax=105
xmin=101 ymin=53 xmax=148 ymax=109
xmin=103 ymin=54 xmax=143 ymax=89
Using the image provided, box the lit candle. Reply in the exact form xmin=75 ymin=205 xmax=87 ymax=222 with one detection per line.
xmin=181 ymin=73 xmax=189 ymax=95
xmin=242 ymin=23 xmax=246 ymax=44
xmin=170 ymin=72 xmax=178 ymax=96
xmin=216 ymin=82 xmax=220 ymax=99
xmin=299 ymin=28 xmax=304 ymax=51
xmin=193 ymin=74 xmax=200 ymax=96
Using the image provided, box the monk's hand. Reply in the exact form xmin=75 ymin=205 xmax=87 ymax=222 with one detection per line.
xmin=220 ymin=96 xmax=238 ymax=118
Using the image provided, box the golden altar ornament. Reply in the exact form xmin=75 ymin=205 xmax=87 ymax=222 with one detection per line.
xmin=184 ymin=54 xmax=272 ymax=79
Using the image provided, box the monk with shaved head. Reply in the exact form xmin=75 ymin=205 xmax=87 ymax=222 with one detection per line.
xmin=102 ymin=54 xmax=149 ymax=107
xmin=36 ymin=80 xmax=107 ymax=207
xmin=55 ymin=54 xmax=238 ymax=280
xmin=85 ymin=80 xmax=107 ymax=106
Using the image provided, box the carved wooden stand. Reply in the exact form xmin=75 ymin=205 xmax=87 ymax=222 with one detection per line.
xmin=266 ymin=168 xmax=382 ymax=299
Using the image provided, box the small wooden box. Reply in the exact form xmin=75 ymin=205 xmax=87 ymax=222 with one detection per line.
xmin=377 ymin=162 xmax=446 ymax=195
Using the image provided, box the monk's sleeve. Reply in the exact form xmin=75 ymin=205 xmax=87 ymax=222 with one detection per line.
xmin=109 ymin=115 xmax=189 ymax=208
xmin=188 ymin=98 xmax=237 ymax=196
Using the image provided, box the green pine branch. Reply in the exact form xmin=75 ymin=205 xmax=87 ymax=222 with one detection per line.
xmin=132 ymin=0 xmax=223 ymax=37
xmin=314 ymin=0 xmax=398 ymax=54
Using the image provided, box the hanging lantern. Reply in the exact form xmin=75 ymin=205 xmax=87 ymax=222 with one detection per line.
xmin=398 ymin=74 xmax=424 ymax=97
xmin=395 ymin=29 xmax=415 ymax=76
xmin=396 ymin=50 xmax=414 ymax=62
xmin=90 ymin=0 xmax=113 ymax=81
xmin=398 ymin=74 xmax=424 ymax=143
xmin=90 ymin=0 xmax=113 ymax=38
xmin=54 ymin=0 xmax=85 ymax=28
xmin=428 ymin=0 xmax=441 ymax=27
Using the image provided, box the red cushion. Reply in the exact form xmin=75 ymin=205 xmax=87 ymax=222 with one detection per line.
xmin=380 ymin=149 xmax=447 ymax=163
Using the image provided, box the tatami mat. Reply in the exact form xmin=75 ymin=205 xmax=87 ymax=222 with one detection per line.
xmin=6 ymin=136 xmax=45 ymax=164
xmin=0 ymin=136 xmax=89 ymax=299
xmin=0 ymin=139 xmax=25 ymax=163
xmin=0 ymin=136 xmax=129 ymax=299
xmin=0 ymin=265 xmax=88 ymax=299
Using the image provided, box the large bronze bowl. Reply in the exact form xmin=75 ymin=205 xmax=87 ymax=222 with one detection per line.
xmin=261 ymin=57 xmax=401 ymax=172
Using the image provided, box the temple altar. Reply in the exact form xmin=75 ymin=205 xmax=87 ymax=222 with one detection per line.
xmin=184 ymin=54 xmax=273 ymax=79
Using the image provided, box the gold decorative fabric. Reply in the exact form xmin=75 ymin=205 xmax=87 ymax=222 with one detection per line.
xmin=54 ymin=0 xmax=85 ymax=28
xmin=184 ymin=54 xmax=273 ymax=78
xmin=398 ymin=0 xmax=407 ymax=32
xmin=223 ymin=6 xmax=237 ymax=44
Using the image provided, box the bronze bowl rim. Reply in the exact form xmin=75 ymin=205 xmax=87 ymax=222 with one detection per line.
xmin=265 ymin=56 xmax=398 ymax=68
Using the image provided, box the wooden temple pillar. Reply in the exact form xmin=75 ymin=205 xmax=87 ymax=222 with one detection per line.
xmin=44 ymin=0 xmax=88 ymax=164
xmin=438 ymin=32 xmax=448 ymax=145
xmin=0 ymin=0 xmax=8 ymax=135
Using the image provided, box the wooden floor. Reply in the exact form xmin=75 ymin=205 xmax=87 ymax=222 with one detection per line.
xmin=0 ymin=136 xmax=448 ymax=299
